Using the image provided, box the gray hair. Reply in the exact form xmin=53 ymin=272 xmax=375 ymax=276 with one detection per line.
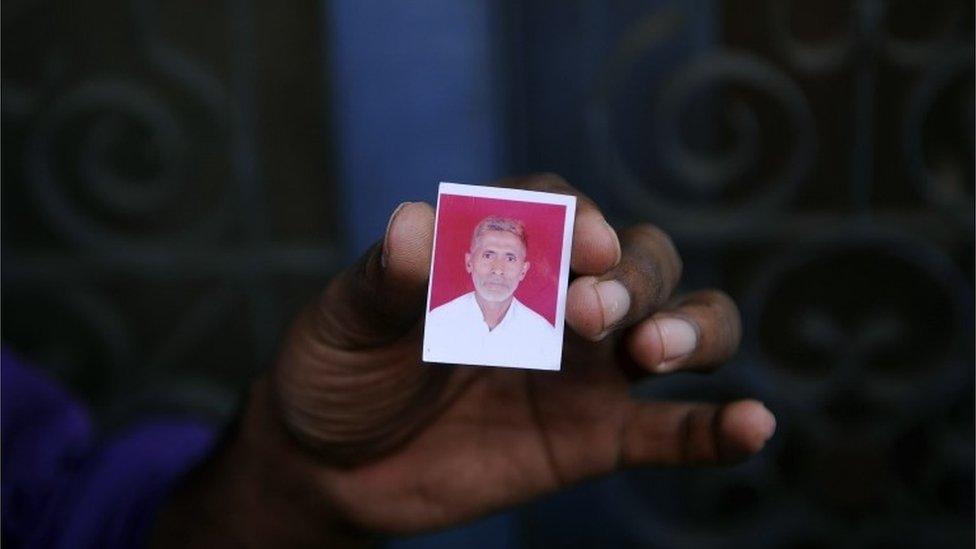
xmin=470 ymin=216 xmax=527 ymax=252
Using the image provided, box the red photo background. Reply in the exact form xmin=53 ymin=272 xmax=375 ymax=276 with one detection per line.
xmin=429 ymin=194 xmax=568 ymax=326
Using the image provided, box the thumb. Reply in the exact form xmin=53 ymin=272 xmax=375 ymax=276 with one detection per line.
xmin=317 ymin=201 xmax=435 ymax=350
xmin=269 ymin=201 xmax=441 ymax=464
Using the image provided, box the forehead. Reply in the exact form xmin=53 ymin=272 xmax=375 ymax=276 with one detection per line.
xmin=472 ymin=230 xmax=526 ymax=254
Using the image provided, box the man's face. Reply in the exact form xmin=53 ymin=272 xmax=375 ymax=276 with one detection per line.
xmin=465 ymin=230 xmax=530 ymax=303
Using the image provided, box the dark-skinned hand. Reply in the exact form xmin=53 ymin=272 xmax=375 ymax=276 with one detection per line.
xmin=151 ymin=174 xmax=776 ymax=548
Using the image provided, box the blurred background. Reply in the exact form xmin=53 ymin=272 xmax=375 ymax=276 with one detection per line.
xmin=2 ymin=0 xmax=973 ymax=547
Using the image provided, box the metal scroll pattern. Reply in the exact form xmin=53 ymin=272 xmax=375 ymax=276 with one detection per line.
xmin=1 ymin=0 xmax=340 ymax=429
xmin=0 ymin=0 xmax=972 ymax=546
xmin=566 ymin=0 xmax=974 ymax=547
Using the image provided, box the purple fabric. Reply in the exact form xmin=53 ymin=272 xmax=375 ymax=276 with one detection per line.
xmin=2 ymin=349 xmax=216 ymax=548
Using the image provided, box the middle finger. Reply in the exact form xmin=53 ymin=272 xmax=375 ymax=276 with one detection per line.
xmin=566 ymin=223 xmax=683 ymax=341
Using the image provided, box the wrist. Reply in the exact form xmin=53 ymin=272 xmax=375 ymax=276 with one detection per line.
xmin=149 ymin=374 xmax=375 ymax=548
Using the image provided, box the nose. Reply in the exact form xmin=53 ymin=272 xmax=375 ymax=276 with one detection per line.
xmin=489 ymin=257 xmax=505 ymax=274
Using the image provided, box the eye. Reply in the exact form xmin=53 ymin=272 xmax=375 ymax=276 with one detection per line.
xmin=483 ymin=252 xmax=493 ymax=260
xmin=506 ymin=255 xmax=516 ymax=262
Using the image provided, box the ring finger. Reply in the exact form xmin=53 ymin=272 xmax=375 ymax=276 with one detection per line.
xmin=625 ymin=289 xmax=742 ymax=374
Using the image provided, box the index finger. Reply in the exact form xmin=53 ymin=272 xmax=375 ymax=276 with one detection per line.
xmin=496 ymin=173 xmax=621 ymax=275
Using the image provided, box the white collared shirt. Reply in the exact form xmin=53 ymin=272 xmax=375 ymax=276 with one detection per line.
xmin=423 ymin=291 xmax=562 ymax=369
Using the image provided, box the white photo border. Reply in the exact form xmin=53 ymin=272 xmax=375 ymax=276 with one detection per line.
xmin=422 ymin=182 xmax=577 ymax=370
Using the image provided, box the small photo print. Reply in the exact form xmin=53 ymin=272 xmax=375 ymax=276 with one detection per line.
xmin=423 ymin=182 xmax=577 ymax=370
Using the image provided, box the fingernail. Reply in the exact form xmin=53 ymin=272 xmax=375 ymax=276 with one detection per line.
xmin=594 ymin=279 xmax=630 ymax=333
xmin=654 ymin=317 xmax=698 ymax=371
xmin=382 ymin=202 xmax=412 ymax=269
xmin=604 ymin=220 xmax=621 ymax=267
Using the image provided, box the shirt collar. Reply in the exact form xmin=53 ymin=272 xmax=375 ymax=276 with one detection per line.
xmin=491 ymin=296 xmax=520 ymax=331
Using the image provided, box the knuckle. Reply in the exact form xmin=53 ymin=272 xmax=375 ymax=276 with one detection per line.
xmin=622 ymin=224 xmax=683 ymax=294
xmin=699 ymin=288 xmax=736 ymax=313
xmin=674 ymin=289 xmax=741 ymax=369
xmin=530 ymin=171 xmax=570 ymax=189
xmin=616 ymin=249 xmax=668 ymax=309
xmin=629 ymin=223 xmax=672 ymax=245
xmin=704 ymin=293 xmax=741 ymax=361
xmin=706 ymin=290 xmax=742 ymax=348
xmin=643 ymin=262 xmax=669 ymax=305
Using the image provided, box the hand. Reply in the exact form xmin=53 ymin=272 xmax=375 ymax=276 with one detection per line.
xmin=151 ymin=174 xmax=775 ymax=547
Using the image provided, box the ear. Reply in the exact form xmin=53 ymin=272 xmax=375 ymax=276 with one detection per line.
xmin=465 ymin=252 xmax=472 ymax=273
xmin=519 ymin=261 xmax=530 ymax=281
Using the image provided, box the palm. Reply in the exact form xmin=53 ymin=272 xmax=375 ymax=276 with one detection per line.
xmin=269 ymin=177 xmax=773 ymax=538
xmin=152 ymin=177 xmax=773 ymax=547
xmin=311 ymin=332 xmax=636 ymax=534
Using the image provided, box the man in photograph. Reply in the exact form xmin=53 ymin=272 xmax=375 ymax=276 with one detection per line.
xmin=425 ymin=215 xmax=558 ymax=367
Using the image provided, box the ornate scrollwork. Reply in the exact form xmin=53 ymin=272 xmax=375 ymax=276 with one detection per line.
xmin=25 ymin=77 xmax=232 ymax=249
xmin=589 ymin=6 xmax=817 ymax=226
xmin=902 ymin=47 xmax=975 ymax=231
xmin=768 ymin=0 xmax=970 ymax=72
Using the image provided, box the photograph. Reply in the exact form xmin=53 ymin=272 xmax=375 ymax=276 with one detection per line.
xmin=423 ymin=182 xmax=577 ymax=370
xmin=3 ymin=2 xmax=970 ymax=547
